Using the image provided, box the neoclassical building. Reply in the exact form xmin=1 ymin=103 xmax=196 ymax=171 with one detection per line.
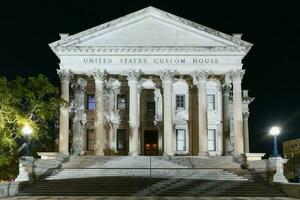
xmin=49 ymin=6 xmax=254 ymax=156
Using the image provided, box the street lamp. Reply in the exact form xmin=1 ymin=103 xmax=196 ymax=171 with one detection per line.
xmin=269 ymin=126 xmax=280 ymax=157
xmin=22 ymin=124 xmax=33 ymax=156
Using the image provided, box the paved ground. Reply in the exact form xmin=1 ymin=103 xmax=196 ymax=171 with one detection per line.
xmin=3 ymin=196 xmax=298 ymax=200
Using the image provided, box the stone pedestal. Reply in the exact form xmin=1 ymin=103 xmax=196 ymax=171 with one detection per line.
xmin=15 ymin=156 xmax=34 ymax=182
xmin=270 ymin=157 xmax=289 ymax=183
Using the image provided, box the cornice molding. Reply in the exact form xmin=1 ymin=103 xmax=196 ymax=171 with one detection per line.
xmin=52 ymin=46 xmax=248 ymax=55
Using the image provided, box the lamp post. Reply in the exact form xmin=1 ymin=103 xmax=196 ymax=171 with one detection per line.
xmin=22 ymin=124 xmax=33 ymax=156
xmin=269 ymin=126 xmax=280 ymax=157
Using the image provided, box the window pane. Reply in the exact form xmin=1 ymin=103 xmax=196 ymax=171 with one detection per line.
xmin=178 ymin=141 xmax=185 ymax=151
xmin=176 ymin=129 xmax=186 ymax=151
xmin=87 ymin=129 xmax=94 ymax=151
xmin=208 ymin=141 xmax=215 ymax=151
xmin=176 ymin=95 xmax=185 ymax=109
xmin=208 ymin=130 xmax=215 ymax=140
xmin=117 ymin=94 xmax=126 ymax=110
xmin=87 ymin=95 xmax=96 ymax=110
xmin=208 ymin=129 xmax=216 ymax=151
xmin=207 ymin=94 xmax=215 ymax=110
xmin=117 ymin=129 xmax=126 ymax=151
xmin=146 ymin=101 xmax=155 ymax=119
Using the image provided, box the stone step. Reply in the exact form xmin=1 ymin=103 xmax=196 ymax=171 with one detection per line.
xmin=18 ymin=176 xmax=286 ymax=197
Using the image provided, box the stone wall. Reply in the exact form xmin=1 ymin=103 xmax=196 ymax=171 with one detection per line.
xmin=279 ymin=183 xmax=300 ymax=198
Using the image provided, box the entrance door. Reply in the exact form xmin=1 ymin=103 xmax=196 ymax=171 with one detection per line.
xmin=144 ymin=130 xmax=158 ymax=156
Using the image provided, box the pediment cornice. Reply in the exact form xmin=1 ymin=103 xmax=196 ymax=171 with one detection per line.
xmin=53 ymin=46 xmax=248 ymax=55
xmin=49 ymin=6 xmax=252 ymax=53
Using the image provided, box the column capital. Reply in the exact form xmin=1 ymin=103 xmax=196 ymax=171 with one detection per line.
xmin=160 ymin=69 xmax=175 ymax=82
xmin=57 ymin=69 xmax=73 ymax=82
xmin=93 ymin=69 xmax=107 ymax=82
xmin=222 ymin=84 xmax=232 ymax=95
xmin=71 ymin=78 xmax=87 ymax=93
xmin=193 ymin=70 xmax=210 ymax=84
xmin=127 ymin=69 xmax=142 ymax=82
xmin=243 ymin=112 xmax=250 ymax=119
xmin=228 ymin=69 xmax=245 ymax=82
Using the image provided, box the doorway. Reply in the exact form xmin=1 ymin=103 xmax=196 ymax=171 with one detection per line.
xmin=144 ymin=130 xmax=158 ymax=156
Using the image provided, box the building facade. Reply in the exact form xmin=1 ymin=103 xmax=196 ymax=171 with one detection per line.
xmin=49 ymin=6 xmax=254 ymax=156
xmin=283 ymin=138 xmax=300 ymax=180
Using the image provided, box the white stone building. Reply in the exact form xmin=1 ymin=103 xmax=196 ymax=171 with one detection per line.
xmin=49 ymin=6 xmax=254 ymax=156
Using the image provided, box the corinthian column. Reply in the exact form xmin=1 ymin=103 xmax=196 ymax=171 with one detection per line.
xmin=194 ymin=71 xmax=209 ymax=157
xmin=160 ymin=70 xmax=175 ymax=156
xmin=222 ymin=83 xmax=231 ymax=155
xmin=243 ymin=112 xmax=250 ymax=153
xmin=127 ymin=69 xmax=141 ymax=156
xmin=57 ymin=69 xmax=73 ymax=154
xmin=71 ymin=78 xmax=87 ymax=155
xmin=229 ymin=70 xmax=245 ymax=155
xmin=93 ymin=70 xmax=107 ymax=155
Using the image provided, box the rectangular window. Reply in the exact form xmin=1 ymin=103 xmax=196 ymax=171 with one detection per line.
xmin=117 ymin=129 xmax=126 ymax=151
xmin=117 ymin=94 xmax=126 ymax=110
xmin=207 ymin=94 xmax=215 ymax=110
xmin=146 ymin=101 xmax=156 ymax=119
xmin=87 ymin=95 xmax=96 ymax=110
xmin=176 ymin=95 xmax=185 ymax=110
xmin=86 ymin=129 xmax=94 ymax=151
xmin=176 ymin=129 xmax=186 ymax=151
xmin=208 ymin=129 xmax=216 ymax=151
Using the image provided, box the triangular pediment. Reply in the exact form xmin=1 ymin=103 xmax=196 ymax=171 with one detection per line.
xmin=50 ymin=6 xmax=252 ymax=50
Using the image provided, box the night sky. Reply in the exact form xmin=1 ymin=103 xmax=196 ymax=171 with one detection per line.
xmin=1 ymin=0 xmax=299 ymax=155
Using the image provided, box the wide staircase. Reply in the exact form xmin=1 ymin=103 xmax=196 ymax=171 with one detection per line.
xmin=17 ymin=156 xmax=286 ymax=197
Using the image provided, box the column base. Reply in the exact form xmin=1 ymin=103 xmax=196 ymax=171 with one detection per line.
xmin=94 ymin=149 xmax=105 ymax=156
xmin=233 ymin=153 xmax=248 ymax=168
xmin=198 ymin=151 xmax=209 ymax=157
xmin=129 ymin=152 xmax=139 ymax=156
xmin=164 ymin=152 xmax=174 ymax=156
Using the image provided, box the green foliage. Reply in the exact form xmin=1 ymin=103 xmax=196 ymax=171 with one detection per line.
xmin=0 ymin=74 xmax=61 ymax=181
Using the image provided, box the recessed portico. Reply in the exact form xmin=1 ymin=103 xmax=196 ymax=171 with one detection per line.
xmin=50 ymin=6 xmax=254 ymax=157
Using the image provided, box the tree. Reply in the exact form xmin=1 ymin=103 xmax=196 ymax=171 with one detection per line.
xmin=0 ymin=75 xmax=61 ymax=181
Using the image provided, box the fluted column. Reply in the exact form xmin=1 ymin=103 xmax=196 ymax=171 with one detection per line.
xmin=160 ymin=70 xmax=175 ymax=156
xmin=128 ymin=70 xmax=141 ymax=156
xmin=93 ymin=70 xmax=107 ymax=155
xmin=243 ymin=112 xmax=250 ymax=153
xmin=229 ymin=70 xmax=245 ymax=155
xmin=57 ymin=69 xmax=73 ymax=154
xmin=194 ymin=71 xmax=209 ymax=157
xmin=71 ymin=78 xmax=87 ymax=155
xmin=222 ymin=83 xmax=231 ymax=155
